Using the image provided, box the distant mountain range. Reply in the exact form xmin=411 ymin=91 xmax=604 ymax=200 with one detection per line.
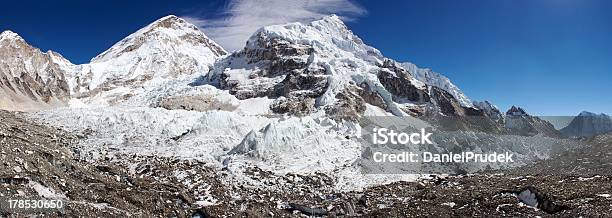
xmin=561 ymin=111 xmax=612 ymax=137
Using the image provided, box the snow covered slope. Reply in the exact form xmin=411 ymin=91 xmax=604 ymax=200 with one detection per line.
xmin=400 ymin=62 xmax=473 ymax=107
xmin=208 ymin=15 xmax=481 ymax=120
xmin=68 ymin=15 xmax=226 ymax=106
xmin=0 ymin=30 xmax=73 ymax=111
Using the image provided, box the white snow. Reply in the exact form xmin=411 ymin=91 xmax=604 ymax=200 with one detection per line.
xmin=442 ymin=202 xmax=456 ymax=208
xmin=401 ymin=62 xmax=473 ymax=107
xmin=62 ymin=15 xmax=225 ymax=107
xmin=0 ymin=30 xmax=23 ymax=42
xmin=28 ymin=181 xmax=66 ymax=199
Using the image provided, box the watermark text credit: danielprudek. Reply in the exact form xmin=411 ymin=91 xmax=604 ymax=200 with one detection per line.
xmin=370 ymin=128 xmax=514 ymax=163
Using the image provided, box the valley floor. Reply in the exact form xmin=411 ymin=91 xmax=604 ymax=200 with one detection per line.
xmin=1 ymin=110 xmax=611 ymax=217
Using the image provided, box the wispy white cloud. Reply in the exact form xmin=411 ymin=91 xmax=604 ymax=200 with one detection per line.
xmin=182 ymin=0 xmax=366 ymax=51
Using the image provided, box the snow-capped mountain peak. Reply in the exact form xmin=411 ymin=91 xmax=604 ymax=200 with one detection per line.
xmin=562 ymin=111 xmax=612 ymax=137
xmin=0 ymin=30 xmax=24 ymax=42
xmin=244 ymin=14 xmax=383 ymax=65
xmin=92 ymin=15 xmax=225 ymax=63
xmin=577 ymin=111 xmax=607 ymax=117
xmin=210 ymin=15 xmax=483 ymax=119
xmin=506 ymin=105 xmax=528 ymax=116
xmin=0 ymin=31 xmax=73 ymax=111
xmin=70 ymin=15 xmax=228 ymax=104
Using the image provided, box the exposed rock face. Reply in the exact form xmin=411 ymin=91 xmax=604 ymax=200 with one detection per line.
xmin=423 ymin=88 xmax=509 ymax=132
xmin=158 ymin=95 xmax=238 ymax=112
xmin=429 ymin=86 xmax=468 ymax=116
xmin=270 ymin=96 xmax=316 ymax=116
xmin=209 ymin=16 xmax=499 ymax=123
xmin=474 ymin=100 xmax=504 ymax=123
xmin=357 ymin=82 xmax=387 ymax=110
xmin=505 ymin=106 xmax=561 ymax=137
xmin=325 ymin=85 xmax=366 ymax=121
xmin=0 ymin=110 xmax=226 ymax=217
xmin=561 ymin=111 xmax=612 ymax=137
xmin=219 ymin=30 xmax=327 ymax=102
xmin=377 ymin=59 xmax=430 ymax=103
xmin=506 ymin=105 xmax=528 ymax=116
xmin=210 ymin=15 xmax=385 ymax=117
xmin=400 ymin=62 xmax=473 ymax=107
xmin=274 ymin=67 xmax=329 ymax=99
xmin=0 ymin=30 xmax=73 ymax=111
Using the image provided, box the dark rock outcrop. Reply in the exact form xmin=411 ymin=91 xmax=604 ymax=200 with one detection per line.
xmin=377 ymin=59 xmax=430 ymax=103
xmin=270 ymin=97 xmax=316 ymax=116
xmin=0 ymin=31 xmax=72 ymax=111
xmin=474 ymin=101 xmax=504 ymax=123
xmin=357 ymin=82 xmax=387 ymax=110
xmin=505 ymin=106 xmax=562 ymax=137
xmin=325 ymin=85 xmax=366 ymax=121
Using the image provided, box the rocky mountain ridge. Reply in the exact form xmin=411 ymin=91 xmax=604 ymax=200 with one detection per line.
xmin=561 ymin=111 xmax=612 ymax=137
xmin=1 ymin=15 xmax=226 ymax=110
xmin=0 ymin=30 xmax=72 ymax=111
xmin=207 ymin=15 xmax=491 ymax=122
xmin=504 ymin=106 xmax=562 ymax=137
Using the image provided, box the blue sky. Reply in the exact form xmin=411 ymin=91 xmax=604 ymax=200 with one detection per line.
xmin=1 ymin=0 xmax=610 ymax=115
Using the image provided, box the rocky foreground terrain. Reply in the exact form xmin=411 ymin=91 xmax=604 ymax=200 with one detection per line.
xmin=1 ymin=110 xmax=611 ymax=217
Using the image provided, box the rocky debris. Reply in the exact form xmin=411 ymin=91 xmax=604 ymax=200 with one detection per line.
xmin=561 ymin=111 xmax=612 ymax=137
xmin=270 ymin=96 xmax=316 ymax=116
xmin=0 ymin=31 xmax=72 ymax=111
xmin=515 ymin=186 xmax=568 ymax=213
xmin=0 ymin=110 xmax=218 ymax=216
xmin=3 ymin=108 xmax=612 ymax=216
xmin=158 ymin=95 xmax=238 ymax=112
xmin=505 ymin=106 xmax=562 ymax=137
xmin=325 ymin=85 xmax=366 ymax=121
xmin=354 ymin=174 xmax=611 ymax=217
xmin=191 ymin=208 xmax=211 ymax=218
xmin=516 ymin=132 xmax=612 ymax=176
xmin=204 ymin=172 xmax=610 ymax=217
